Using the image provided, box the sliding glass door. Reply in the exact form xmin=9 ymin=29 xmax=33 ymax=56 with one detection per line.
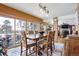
xmin=0 ymin=16 xmax=14 ymax=48
xmin=0 ymin=16 xmax=27 ymax=48
xmin=15 ymin=19 xmax=26 ymax=45
xmin=0 ymin=16 xmax=43 ymax=48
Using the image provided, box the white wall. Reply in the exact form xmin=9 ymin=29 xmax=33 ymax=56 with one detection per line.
xmin=58 ymin=14 xmax=76 ymax=25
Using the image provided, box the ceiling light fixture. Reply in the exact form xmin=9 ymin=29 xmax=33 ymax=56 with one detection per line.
xmin=39 ymin=3 xmax=49 ymax=16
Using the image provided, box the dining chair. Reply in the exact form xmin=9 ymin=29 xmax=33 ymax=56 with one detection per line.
xmin=20 ymin=31 xmax=36 ymax=56
xmin=42 ymin=31 xmax=55 ymax=56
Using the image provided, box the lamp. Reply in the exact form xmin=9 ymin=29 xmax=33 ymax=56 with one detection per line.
xmin=39 ymin=4 xmax=49 ymax=16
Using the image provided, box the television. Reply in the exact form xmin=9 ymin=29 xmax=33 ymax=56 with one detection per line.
xmin=61 ymin=24 xmax=69 ymax=28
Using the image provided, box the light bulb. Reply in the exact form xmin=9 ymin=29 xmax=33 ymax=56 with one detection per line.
xmin=40 ymin=8 xmax=44 ymax=14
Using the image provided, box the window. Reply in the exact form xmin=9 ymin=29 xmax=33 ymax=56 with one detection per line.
xmin=0 ymin=16 xmax=14 ymax=48
xmin=16 ymin=19 xmax=26 ymax=45
xmin=0 ymin=16 xmax=27 ymax=48
xmin=0 ymin=16 xmax=42 ymax=48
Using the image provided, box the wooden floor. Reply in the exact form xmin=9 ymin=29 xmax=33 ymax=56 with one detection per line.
xmin=55 ymin=36 xmax=64 ymax=44
xmin=58 ymin=37 xmax=64 ymax=43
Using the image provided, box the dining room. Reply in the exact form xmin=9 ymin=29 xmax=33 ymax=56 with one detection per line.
xmin=0 ymin=3 xmax=79 ymax=56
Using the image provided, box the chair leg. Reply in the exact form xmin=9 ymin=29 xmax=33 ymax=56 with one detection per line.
xmin=35 ymin=39 xmax=39 ymax=56
xmin=26 ymin=49 xmax=28 ymax=56
xmin=29 ymin=48 xmax=31 ymax=55
xmin=50 ymin=45 xmax=52 ymax=56
xmin=46 ymin=45 xmax=48 ymax=56
xmin=20 ymin=42 xmax=22 ymax=56
xmin=26 ymin=46 xmax=28 ymax=56
xmin=61 ymin=51 xmax=63 ymax=56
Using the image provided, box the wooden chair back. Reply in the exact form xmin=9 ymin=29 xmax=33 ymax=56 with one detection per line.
xmin=47 ymin=31 xmax=55 ymax=43
xmin=45 ymin=31 xmax=55 ymax=56
xmin=21 ymin=31 xmax=27 ymax=44
xmin=20 ymin=31 xmax=28 ymax=56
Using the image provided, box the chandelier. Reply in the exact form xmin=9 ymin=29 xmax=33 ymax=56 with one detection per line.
xmin=39 ymin=3 xmax=49 ymax=16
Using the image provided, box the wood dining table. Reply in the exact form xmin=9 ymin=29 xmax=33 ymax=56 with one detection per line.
xmin=21 ymin=33 xmax=48 ymax=56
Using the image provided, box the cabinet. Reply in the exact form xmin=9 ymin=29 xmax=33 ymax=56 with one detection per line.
xmin=64 ymin=35 xmax=79 ymax=56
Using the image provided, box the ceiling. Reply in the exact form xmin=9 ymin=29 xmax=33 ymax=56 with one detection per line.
xmin=3 ymin=3 xmax=77 ymax=24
